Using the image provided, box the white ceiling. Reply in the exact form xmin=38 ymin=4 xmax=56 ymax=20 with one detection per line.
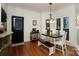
xmin=7 ymin=3 xmax=73 ymax=12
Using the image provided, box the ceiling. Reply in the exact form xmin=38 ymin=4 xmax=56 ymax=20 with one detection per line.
xmin=7 ymin=3 xmax=73 ymax=12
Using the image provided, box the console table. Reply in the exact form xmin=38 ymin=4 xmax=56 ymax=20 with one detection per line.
xmin=30 ymin=30 xmax=39 ymax=41
xmin=0 ymin=31 xmax=13 ymax=55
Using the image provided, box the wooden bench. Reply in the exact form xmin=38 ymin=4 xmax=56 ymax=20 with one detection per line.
xmin=38 ymin=39 xmax=55 ymax=55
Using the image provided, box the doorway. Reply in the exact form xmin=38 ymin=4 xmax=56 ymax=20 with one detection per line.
xmin=12 ymin=16 xmax=24 ymax=44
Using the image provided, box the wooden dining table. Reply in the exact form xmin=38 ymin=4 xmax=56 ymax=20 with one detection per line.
xmin=42 ymin=33 xmax=63 ymax=44
xmin=42 ymin=34 xmax=63 ymax=38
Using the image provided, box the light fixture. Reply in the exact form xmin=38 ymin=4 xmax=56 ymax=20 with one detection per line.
xmin=49 ymin=3 xmax=55 ymax=23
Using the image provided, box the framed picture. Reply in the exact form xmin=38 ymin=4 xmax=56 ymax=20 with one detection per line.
xmin=32 ymin=20 xmax=37 ymax=26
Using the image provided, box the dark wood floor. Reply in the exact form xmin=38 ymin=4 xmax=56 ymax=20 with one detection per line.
xmin=8 ymin=41 xmax=77 ymax=56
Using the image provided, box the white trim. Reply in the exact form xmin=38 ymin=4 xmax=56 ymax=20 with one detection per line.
xmin=66 ymin=41 xmax=75 ymax=47
xmin=75 ymin=44 xmax=79 ymax=55
xmin=12 ymin=42 xmax=24 ymax=47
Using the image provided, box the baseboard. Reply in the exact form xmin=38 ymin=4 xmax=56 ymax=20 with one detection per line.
xmin=12 ymin=42 xmax=24 ymax=47
xmin=66 ymin=41 xmax=76 ymax=47
xmin=75 ymin=45 xmax=79 ymax=55
xmin=66 ymin=43 xmax=79 ymax=55
xmin=75 ymin=48 xmax=79 ymax=55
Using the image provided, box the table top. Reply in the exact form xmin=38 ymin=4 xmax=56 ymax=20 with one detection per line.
xmin=42 ymin=33 xmax=63 ymax=38
xmin=0 ymin=31 xmax=13 ymax=38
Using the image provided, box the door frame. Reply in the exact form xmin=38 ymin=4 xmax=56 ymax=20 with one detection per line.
xmin=12 ymin=16 xmax=24 ymax=46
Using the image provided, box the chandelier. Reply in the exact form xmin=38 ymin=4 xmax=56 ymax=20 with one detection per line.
xmin=49 ymin=3 xmax=55 ymax=23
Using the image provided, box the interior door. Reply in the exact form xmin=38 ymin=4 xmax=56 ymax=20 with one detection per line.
xmin=12 ymin=16 xmax=24 ymax=44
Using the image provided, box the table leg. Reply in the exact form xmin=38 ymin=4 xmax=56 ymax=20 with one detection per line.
xmin=53 ymin=38 xmax=56 ymax=52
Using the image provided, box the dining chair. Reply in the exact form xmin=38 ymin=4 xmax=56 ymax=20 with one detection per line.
xmin=40 ymin=30 xmax=48 ymax=41
xmin=55 ymin=31 xmax=67 ymax=55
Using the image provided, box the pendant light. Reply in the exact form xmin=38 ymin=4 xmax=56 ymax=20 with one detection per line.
xmin=49 ymin=3 xmax=55 ymax=23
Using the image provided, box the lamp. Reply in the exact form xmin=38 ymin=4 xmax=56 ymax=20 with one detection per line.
xmin=49 ymin=3 xmax=55 ymax=23
xmin=46 ymin=3 xmax=55 ymax=35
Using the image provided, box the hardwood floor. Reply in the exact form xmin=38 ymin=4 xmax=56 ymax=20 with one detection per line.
xmin=8 ymin=41 xmax=77 ymax=56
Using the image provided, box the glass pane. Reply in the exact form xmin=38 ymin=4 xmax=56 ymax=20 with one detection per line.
xmin=15 ymin=18 xmax=22 ymax=30
xmin=63 ymin=17 xmax=69 ymax=29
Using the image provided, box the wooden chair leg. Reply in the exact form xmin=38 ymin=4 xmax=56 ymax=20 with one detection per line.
xmin=65 ymin=44 xmax=67 ymax=55
xmin=38 ymin=41 xmax=41 ymax=46
xmin=49 ymin=46 xmax=55 ymax=55
xmin=62 ymin=45 xmax=65 ymax=56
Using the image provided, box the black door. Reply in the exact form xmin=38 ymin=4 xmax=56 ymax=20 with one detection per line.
xmin=12 ymin=16 xmax=24 ymax=44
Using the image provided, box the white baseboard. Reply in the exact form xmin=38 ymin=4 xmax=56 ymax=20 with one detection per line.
xmin=75 ymin=45 xmax=79 ymax=55
xmin=75 ymin=48 xmax=79 ymax=55
xmin=66 ymin=41 xmax=75 ymax=47
xmin=12 ymin=42 xmax=24 ymax=47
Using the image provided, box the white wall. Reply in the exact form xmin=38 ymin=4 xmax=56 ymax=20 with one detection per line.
xmin=1 ymin=3 xmax=7 ymax=13
xmin=76 ymin=4 xmax=79 ymax=15
xmin=75 ymin=5 xmax=79 ymax=51
xmin=7 ymin=5 xmax=41 ymax=42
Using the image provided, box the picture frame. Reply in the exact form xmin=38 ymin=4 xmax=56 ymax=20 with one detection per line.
xmin=32 ymin=20 xmax=37 ymax=26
